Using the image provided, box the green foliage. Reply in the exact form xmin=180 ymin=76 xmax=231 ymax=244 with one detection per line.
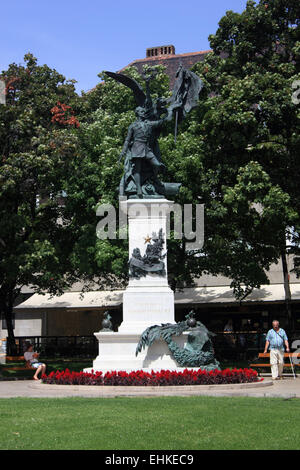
xmin=73 ymin=1 xmax=299 ymax=298
xmin=0 ymin=54 xmax=81 ymax=345
xmin=187 ymin=0 xmax=300 ymax=296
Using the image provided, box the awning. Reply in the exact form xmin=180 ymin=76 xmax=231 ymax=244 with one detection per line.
xmin=14 ymin=290 xmax=123 ymax=312
xmin=13 ymin=283 xmax=300 ymax=312
xmin=174 ymin=283 xmax=300 ymax=305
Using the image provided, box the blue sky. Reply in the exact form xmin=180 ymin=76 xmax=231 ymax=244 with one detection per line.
xmin=1 ymin=0 xmax=247 ymax=94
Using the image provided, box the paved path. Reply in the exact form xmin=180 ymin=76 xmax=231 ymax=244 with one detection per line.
xmin=0 ymin=378 xmax=299 ymax=398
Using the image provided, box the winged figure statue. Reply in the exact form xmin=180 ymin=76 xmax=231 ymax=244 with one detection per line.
xmin=104 ymin=66 xmax=203 ymax=199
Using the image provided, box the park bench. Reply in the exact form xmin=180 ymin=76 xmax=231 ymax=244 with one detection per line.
xmin=250 ymin=352 xmax=300 ymax=373
xmin=2 ymin=356 xmax=34 ymax=372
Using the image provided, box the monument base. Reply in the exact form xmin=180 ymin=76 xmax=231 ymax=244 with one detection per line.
xmin=119 ymin=285 xmax=175 ymax=334
xmin=84 ymin=331 xmax=195 ymax=374
xmin=85 ymin=198 xmax=195 ymax=374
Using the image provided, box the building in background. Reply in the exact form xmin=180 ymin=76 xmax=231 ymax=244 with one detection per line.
xmin=121 ymin=45 xmax=210 ymax=86
xmin=3 ymin=255 xmax=299 ymax=341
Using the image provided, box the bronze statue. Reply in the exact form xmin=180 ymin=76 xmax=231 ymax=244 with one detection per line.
xmin=118 ymin=105 xmax=173 ymax=198
xmin=129 ymin=229 xmax=166 ymax=278
xmin=101 ymin=311 xmax=113 ymax=331
xmin=105 ymin=66 xmax=203 ymax=199
xmin=136 ymin=311 xmax=220 ymax=369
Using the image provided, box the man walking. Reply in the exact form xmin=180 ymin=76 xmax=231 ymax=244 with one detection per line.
xmin=264 ymin=320 xmax=290 ymax=380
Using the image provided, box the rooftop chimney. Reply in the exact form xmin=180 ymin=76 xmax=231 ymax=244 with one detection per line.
xmin=146 ymin=45 xmax=175 ymax=58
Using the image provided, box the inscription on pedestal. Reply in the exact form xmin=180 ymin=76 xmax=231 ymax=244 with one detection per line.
xmin=127 ymin=302 xmax=172 ymax=315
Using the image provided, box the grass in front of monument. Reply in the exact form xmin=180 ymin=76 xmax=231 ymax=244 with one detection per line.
xmin=0 ymin=396 xmax=299 ymax=450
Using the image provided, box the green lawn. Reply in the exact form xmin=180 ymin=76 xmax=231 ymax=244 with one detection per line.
xmin=0 ymin=396 xmax=299 ymax=450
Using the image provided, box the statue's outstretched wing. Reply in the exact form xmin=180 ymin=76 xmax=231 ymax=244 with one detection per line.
xmin=136 ymin=321 xmax=189 ymax=356
xmin=160 ymin=321 xmax=188 ymax=342
xmin=135 ymin=323 xmax=171 ymax=356
xmin=104 ymin=71 xmax=146 ymax=107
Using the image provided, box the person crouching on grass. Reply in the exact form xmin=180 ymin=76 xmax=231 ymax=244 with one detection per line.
xmin=24 ymin=344 xmax=46 ymax=380
xmin=264 ymin=320 xmax=290 ymax=380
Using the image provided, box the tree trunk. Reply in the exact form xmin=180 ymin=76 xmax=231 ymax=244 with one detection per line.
xmin=281 ymin=248 xmax=293 ymax=329
xmin=5 ymin=310 xmax=16 ymax=356
xmin=0 ymin=288 xmax=17 ymax=356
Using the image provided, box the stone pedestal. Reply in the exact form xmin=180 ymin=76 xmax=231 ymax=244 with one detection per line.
xmin=85 ymin=198 xmax=186 ymax=373
xmin=88 ymin=331 xmax=191 ymax=373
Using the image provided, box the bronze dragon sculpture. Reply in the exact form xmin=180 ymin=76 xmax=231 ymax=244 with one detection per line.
xmin=136 ymin=311 xmax=221 ymax=370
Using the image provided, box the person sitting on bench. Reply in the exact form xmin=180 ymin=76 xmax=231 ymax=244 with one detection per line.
xmin=24 ymin=344 xmax=46 ymax=381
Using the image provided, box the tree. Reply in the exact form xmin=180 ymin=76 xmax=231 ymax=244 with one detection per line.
xmin=72 ymin=0 xmax=300 ymax=325
xmin=0 ymin=54 xmax=81 ymax=352
xmin=187 ymin=0 xmax=300 ymax=324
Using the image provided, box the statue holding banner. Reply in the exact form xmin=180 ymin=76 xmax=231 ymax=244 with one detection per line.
xmin=105 ymin=66 xmax=203 ymax=199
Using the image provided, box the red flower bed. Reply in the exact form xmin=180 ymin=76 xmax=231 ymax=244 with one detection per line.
xmin=42 ymin=368 xmax=261 ymax=386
